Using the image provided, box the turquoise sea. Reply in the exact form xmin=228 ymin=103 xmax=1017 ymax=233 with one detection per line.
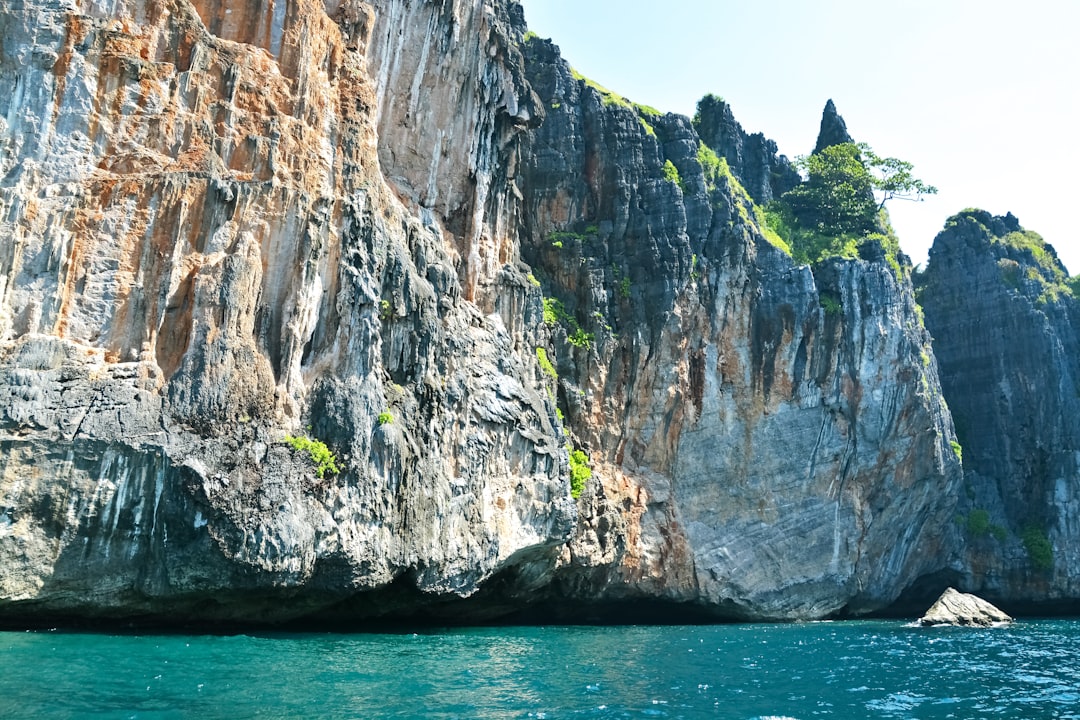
xmin=2 ymin=620 xmax=1079 ymax=719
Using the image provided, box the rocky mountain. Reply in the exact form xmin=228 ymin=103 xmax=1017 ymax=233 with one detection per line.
xmin=690 ymin=94 xmax=800 ymax=206
xmin=0 ymin=0 xmax=1065 ymax=627
xmin=919 ymin=210 xmax=1080 ymax=610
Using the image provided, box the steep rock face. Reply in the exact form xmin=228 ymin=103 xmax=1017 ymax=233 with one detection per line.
xmin=691 ymin=94 xmax=799 ymax=206
xmin=517 ymin=37 xmax=962 ymax=619
xmin=0 ymin=0 xmax=966 ymax=625
xmin=920 ymin=210 xmax=1080 ymax=606
xmin=0 ymin=0 xmax=571 ymax=623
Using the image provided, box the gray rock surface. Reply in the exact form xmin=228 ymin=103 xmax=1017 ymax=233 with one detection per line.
xmin=0 ymin=0 xmax=571 ymax=624
xmin=691 ymin=94 xmax=800 ymax=206
xmin=918 ymin=587 xmax=1012 ymax=627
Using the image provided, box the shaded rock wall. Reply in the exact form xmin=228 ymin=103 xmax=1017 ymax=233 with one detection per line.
xmin=920 ymin=210 xmax=1080 ymax=606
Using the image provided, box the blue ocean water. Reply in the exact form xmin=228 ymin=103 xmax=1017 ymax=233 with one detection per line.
xmin=2 ymin=620 xmax=1078 ymax=719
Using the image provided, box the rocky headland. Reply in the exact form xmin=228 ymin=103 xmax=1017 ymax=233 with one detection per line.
xmin=0 ymin=0 xmax=1075 ymax=626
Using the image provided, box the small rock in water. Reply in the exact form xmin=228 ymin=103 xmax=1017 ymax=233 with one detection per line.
xmin=917 ymin=587 xmax=1013 ymax=627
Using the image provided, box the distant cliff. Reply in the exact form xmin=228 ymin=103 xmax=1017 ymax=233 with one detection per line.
xmin=919 ymin=210 xmax=1080 ymax=609
xmin=6 ymin=0 xmax=1068 ymax=627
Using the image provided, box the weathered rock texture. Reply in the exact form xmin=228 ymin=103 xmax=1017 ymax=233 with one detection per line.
xmin=918 ymin=587 xmax=1012 ymax=627
xmin=0 ymin=0 xmax=570 ymax=623
xmin=515 ymin=37 xmax=962 ymax=620
xmin=691 ymin=94 xmax=800 ymax=206
xmin=1 ymin=0 xmax=965 ymax=625
xmin=920 ymin=210 xmax=1080 ymax=608
xmin=813 ymin=98 xmax=854 ymax=155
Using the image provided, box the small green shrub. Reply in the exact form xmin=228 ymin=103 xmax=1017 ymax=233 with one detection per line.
xmin=379 ymin=300 xmax=392 ymax=320
xmin=914 ymin=302 xmax=926 ymax=328
xmin=820 ymin=293 xmax=842 ymax=316
xmin=542 ymin=297 xmax=566 ymax=326
xmin=966 ymin=509 xmax=991 ymax=536
xmin=662 ymin=159 xmax=681 ymax=187
xmin=567 ymin=327 xmax=594 ymax=349
xmin=618 ymin=276 xmax=631 ymax=299
xmin=950 ymin=440 xmax=963 ymax=463
xmin=536 ymin=347 xmax=558 ymax=380
xmin=990 ymin=524 xmax=1008 ymax=542
xmin=284 ymin=434 xmax=341 ymax=479
xmin=568 ymin=446 xmax=592 ymax=499
xmin=523 ymin=30 xmax=538 ymax=42
xmin=1021 ymin=526 xmax=1053 ymax=570
xmin=377 ymin=411 xmax=394 ymax=426
xmin=551 ymin=240 xmax=563 ymax=249
xmin=542 ymin=297 xmax=594 ymax=350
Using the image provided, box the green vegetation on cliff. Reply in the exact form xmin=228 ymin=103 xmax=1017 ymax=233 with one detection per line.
xmin=568 ymin=446 xmax=592 ymax=499
xmin=963 ymin=509 xmax=1007 ymax=541
xmin=571 ymin=67 xmax=632 ymax=110
xmin=949 ymin=209 xmax=1078 ymax=304
xmin=536 ymin=347 xmax=558 ymax=381
xmin=1021 ymin=526 xmax=1054 ymax=570
xmin=284 ymin=434 xmax=341 ymax=479
xmin=762 ymin=141 xmax=930 ymax=274
xmin=695 ymin=142 xmax=790 ymax=255
xmin=543 ymin=296 xmax=595 ymax=349
xmin=662 ymin=159 xmax=682 ymax=188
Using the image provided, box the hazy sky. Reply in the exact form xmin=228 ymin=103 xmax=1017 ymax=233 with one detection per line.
xmin=520 ymin=0 xmax=1079 ymax=275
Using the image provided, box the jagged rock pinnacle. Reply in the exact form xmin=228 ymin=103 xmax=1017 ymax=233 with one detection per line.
xmin=813 ymin=99 xmax=855 ymax=154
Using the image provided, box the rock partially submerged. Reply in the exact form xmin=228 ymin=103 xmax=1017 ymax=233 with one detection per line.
xmin=918 ymin=588 xmax=1013 ymax=627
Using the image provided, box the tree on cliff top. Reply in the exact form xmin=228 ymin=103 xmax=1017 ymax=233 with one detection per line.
xmin=782 ymin=143 xmax=878 ymax=238
xmin=767 ymin=140 xmax=936 ymax=266
xmin=784 ymin=142 xmax=937 ymax=238
xmin=859 ymin=143 xmax=938 ymax=210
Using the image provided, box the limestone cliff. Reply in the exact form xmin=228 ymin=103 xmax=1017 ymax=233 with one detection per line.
xmin=920 ymin=210 xmax=1080 ymax=609
xmin=1 ymin=0 xmax=964 ymax=625
xmin=0 ymin=0 xmax=570 ymax=623
xmin=516 ymin=37 xmax=961 ymax=620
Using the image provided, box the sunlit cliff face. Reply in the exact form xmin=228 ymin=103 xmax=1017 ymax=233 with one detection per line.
xmin=0 ymin=0 xmax=989 ymax=625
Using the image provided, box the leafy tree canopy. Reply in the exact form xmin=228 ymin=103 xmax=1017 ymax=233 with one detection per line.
xmin=857 ymin=143 xmax=938 ymax=209
xmin=764 ymin=142 xmax=935 ymax=269
xmin=784 ymin=142 xmax=878 ymax=237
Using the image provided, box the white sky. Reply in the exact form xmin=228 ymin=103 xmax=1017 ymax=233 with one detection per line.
xmin=520 ymin=0 xmax=1079 ymax=274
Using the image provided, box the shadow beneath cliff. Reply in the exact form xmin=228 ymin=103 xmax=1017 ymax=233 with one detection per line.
xmin=863 ymin=569 xmax=1080 ymax=620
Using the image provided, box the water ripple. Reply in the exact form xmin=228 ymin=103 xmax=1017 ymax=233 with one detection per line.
xmin=2 ymin=620 xmax=1079 ymax=718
